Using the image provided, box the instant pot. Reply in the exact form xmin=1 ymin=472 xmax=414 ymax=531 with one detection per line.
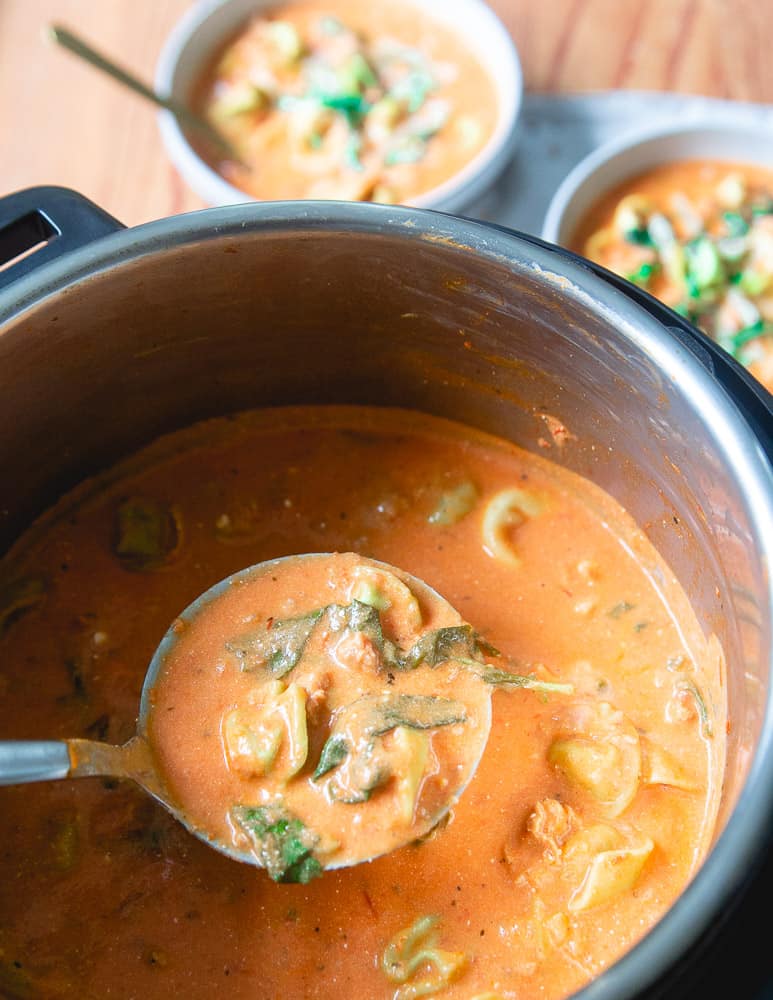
xmin=0 ymin=186 xmax=771 ymax=1000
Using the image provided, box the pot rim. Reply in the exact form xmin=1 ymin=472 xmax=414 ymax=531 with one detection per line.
xmin=1 ymin=198 xmax=771 ymax=999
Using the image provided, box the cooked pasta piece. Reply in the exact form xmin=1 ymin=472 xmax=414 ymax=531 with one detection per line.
xmin=481 ymin=488 xmax=544 ymax=567
xmin=564 ymin=824 xmax=654 ymax=912
xmin=382 ymin=915 xmax=467 ymax=998
xmin=548 ymin=702 xmax=641 ymax=817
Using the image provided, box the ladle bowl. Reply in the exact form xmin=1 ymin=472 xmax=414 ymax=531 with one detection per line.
xmin=0 ymin=552 xmax=497 ymax=872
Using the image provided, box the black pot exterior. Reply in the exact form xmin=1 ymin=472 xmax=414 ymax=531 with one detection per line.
xmin=0 ymin=187 xmax=771 ymax=1000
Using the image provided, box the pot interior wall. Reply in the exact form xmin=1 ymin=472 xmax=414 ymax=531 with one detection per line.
xmin=0 ymin=222 xmax=769 ymax=838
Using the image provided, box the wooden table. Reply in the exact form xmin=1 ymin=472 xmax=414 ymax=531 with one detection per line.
xmin=1 ymin=0 xmax=771 ymax=227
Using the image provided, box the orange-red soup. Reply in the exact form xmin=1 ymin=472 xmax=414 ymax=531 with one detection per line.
xmin=570 ymin=159 xmax=773 ymax=394
xmin=194 ymin=0 xmax=498 ymax=203
xmin=0 ymin=406 xmax=724 ymax=1000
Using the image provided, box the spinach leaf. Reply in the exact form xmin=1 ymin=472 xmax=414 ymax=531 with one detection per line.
xmin=113 ymin=497 xmax=181 ymax=572
xmin=400 ymin=624 xmax=483 ymax=670
xmin=227 ymin=609 xmax=323 ymax=676
xmin=232 ymin=803 xmax=322 ymax=883
xmin=478 ymin=666 xmax=574 ymax=695
xmin=328 ymin=599 xmax=386 ymax=651
xmin=371 ymin=693 xmax=467 ymax=734
xmin=313 ymin=733 xmax=350 ymax=780
xmin=313 ymin=692 xmax=466 ymax=789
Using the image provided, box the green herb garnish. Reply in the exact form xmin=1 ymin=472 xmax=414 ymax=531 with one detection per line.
xmin=608 ymin=600 xmax=635 ymax=619
xmin=232 ymin=803 xmax=322 ymax=883
xmin=626 ymin=261 xmax=659 ymax=287
xmin=624 ymin=226 xmax=654 ymax=247
xmin=723 ymin=211 xmax=749 ymax=236
xmin=723 ymin=319 xmax=772 ymax=359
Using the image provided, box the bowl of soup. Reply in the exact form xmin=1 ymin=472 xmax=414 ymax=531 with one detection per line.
xmin=542 ymin=122 xmax=773 ymax=395
xmin=155 ymin=0 xmax=522 ymax=210
xmin=0 ymin=186 xmax=770 ymax=998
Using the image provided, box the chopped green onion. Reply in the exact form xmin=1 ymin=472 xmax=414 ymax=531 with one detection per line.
xmin=623 ymin=226 xmax=654 ymax=247
xmin=626 ymin=261 xmax=658 ymax=287
xmin=684 ymin=237 xmax=724 ymax=290
xmin=723 ymin=211 xmax=749 ymax=237
xmin=685 ymin=273 xmax=701 ymax=299
xmin=319 ymin=93 xmax=369 ymax=114
xmin=738 ymin=270 xmax=771 ymax=296
xmin=726 ymin=320 xmax=773 ymax=357
xmin=338 ymin=52 xmax=378 ymax=94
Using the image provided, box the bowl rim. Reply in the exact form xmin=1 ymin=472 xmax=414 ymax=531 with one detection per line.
xmin=541 ymin=118 xmax=773 ymax=246
xmin=153 ymin=0 xmax=523 ymax=211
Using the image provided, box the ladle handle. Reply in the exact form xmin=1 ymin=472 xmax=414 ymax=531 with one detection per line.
xmin=0 ymin=740 xmax=71 ymax=785
xmin=48 ymin=25 xmax=240 ymax=161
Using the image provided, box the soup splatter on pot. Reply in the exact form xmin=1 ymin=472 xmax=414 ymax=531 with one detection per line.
xmin=193 ymin=0 xmax=498 ymax=203
xmin=570 ymin=160 xmax=773 ymax=394
xmin=0 ymin=406 xmax=724 ymax=999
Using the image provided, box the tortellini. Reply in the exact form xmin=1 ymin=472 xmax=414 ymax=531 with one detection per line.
xmin=346 ymin=562 xmax=422 ymax=636
xmin=223 ymin=680 xmax=309 ymax=780
xmin=563 ymin=824 xmax=654 ymax=912
xmin=548 ymin=701 xmax=641 ymax=817
xmin=481 ymin=488 xmax=544 ymax=567
xmin=381 ymin=915 xmax=467 ymax=999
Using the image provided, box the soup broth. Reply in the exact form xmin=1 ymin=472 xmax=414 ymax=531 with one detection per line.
xmin=0 ymin=406 xmax=724 ymax=1000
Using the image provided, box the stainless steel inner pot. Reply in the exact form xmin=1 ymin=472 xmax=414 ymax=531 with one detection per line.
xmin=0 ymin=187 xmax=771 ymax=999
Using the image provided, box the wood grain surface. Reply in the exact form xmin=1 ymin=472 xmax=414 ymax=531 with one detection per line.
xmin=0 ymin=0 xmax=771 ymax=226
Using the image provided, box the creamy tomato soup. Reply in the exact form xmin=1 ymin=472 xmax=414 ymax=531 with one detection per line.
xmin=193 ymin=0 xmax=498 ymax=203
xmin=149 ymin=551 xmax=500 ymax=874
xmin=570 ymin=160 xmax=773 ymax=394
xmin=0 ymin=406 xmax=724 ymax=999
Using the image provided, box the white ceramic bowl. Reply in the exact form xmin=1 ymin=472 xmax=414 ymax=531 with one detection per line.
xmin=542 ymin=121 xmax=773 ymax=248
xmin=155 ymin=0 xmax=523 ymax=212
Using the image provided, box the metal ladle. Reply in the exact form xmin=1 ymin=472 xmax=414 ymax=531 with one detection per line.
xmin=0 ymin=554 xmax=494 ymax=872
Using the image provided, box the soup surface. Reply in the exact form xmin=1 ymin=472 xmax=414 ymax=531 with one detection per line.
xmin=193 ymin=0 xmax=498 ymax=203
xmin=570 ymin=159 xmax=773 ymax=394
xmin=0 ymin=406 xmax=724 ymax=999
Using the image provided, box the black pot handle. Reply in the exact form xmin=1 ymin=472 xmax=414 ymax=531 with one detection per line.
xmin=0 ymin=185 xmax=124 ymax=293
